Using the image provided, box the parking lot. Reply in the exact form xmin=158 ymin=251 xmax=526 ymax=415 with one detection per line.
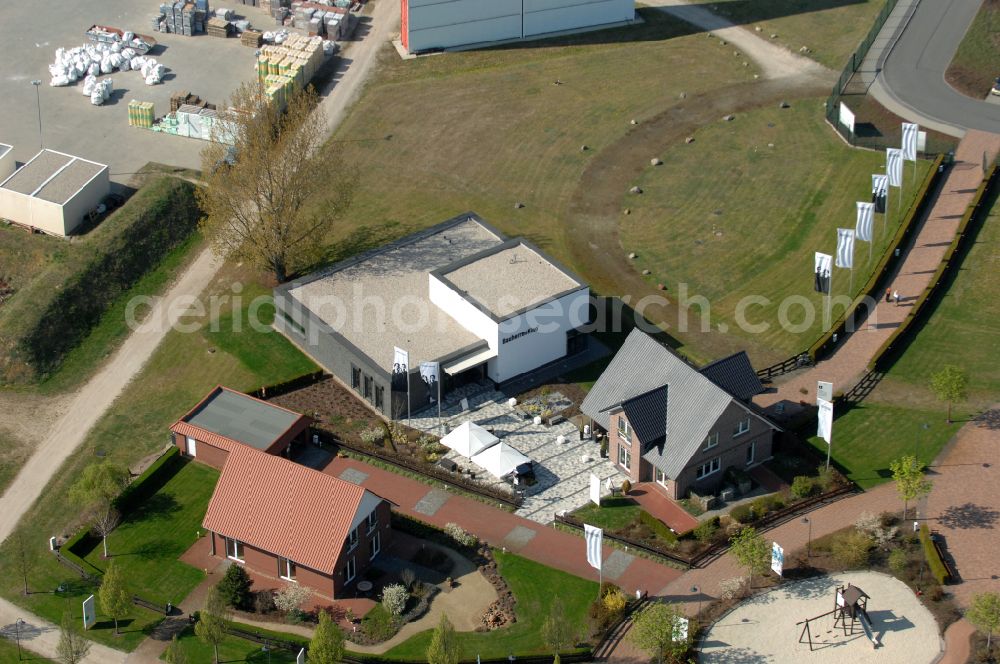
xmin=0 ymin=1 xmax=277 ymax=187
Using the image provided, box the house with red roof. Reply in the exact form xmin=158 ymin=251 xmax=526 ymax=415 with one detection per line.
xmin=170 ymin=386 xmax=312 ymax=469
xmin=202 ymin=447 xmax=391 ymax=598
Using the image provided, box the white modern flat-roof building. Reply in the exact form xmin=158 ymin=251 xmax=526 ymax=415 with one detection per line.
xmin=0 ymin=149 xmax=109 ymax=236
xmin=275 ymin=213 xmax=592 ymax=418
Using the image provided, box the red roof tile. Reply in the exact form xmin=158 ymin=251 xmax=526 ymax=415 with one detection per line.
xmin=170 ymin=421 xmax=241 ymax=452
xmin=203 ymin=447 xmax=377 ymax=574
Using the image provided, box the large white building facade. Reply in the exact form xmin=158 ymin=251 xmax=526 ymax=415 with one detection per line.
xmin=401 ymin=0 xmax=636 ymax=54
xmin=274 ymin=213 xmax=592 ymax=418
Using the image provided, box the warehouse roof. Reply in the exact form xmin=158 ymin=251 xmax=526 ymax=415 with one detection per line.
xmin=283 ymin=213 xmax=505 ymax=368
xmin=0 ymin=149 xmax=107 ymax=205
xmin=436 ymin=240 xmax=584 ymax=320
xmin=173 ymin=386 xmax=305 ymax=451
xmin=203 ymin=447 xmax=385 ymax=574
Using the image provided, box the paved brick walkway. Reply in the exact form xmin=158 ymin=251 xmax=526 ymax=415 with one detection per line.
xmin=757 ymin=131 xmax=1000 ymax=410
xmin=321 ymin=457 xmax=684 ymax=596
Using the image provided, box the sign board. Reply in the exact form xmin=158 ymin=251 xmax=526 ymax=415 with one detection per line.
xmin=839 ymin=102 xmax=856 ymax=133
xmin=917 ymin=131 xmax=927 ymax=153
xmin=836 ymin=589 xmax=846 ymax=607
xmin=673 ymin=616 xmax=689 ymax=643
xmin=589 ymin=473 xmax=601 ymax=506
xmin=771 ymin=541 xmax=784 ymax=577
xmin=460 ymin=397 xmax=470 ymax=412
xmin=817 ymin=381 xmax=833 ymax=404
xmin=297 ymin=647 xmax=306 ymax=664
xmin=83 ymin=594 xmax=96 ymax=630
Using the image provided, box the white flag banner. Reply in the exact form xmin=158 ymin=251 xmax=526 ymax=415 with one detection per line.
xmin=392 ymin=347 xmax=409 ymax=390
xmin=856 ymin=202 xmax=875 ymax=242
xmin=590 ymin=473 xmax=601 ymax=506
xmin=872 ymin=174 xmax=888 ymax=214
xmin=814 ymin=252 xmax=832 ymax=295
xmin=584 ymin=524 xmax=603 ymax=570
xmin=902 ymin=122 xmax=919 ymax=161
xmin=771 ymin=541 xmax=785 ymax=577
xmin=817 ymin=397 xmax=833 ymax=444
xmin=419 ymin=361 xmax=440 ymax=403
xmin=835 ymin=229 xmax=855 ymax=269
xmin=887 ymin=148 xmax=903 ymax=187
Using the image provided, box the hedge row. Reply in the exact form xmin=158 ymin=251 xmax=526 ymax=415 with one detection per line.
xmin=0 ymin=176 xmax=202 ymax=383
xmin=808 ymin=155 xmax=945 ymax=362
xmin=918 ymin=524 xmax=951 ymax=585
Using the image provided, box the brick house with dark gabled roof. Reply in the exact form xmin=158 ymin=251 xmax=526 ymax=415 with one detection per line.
xmin=170 ymin=386 xmax=312 ymax=469
xmin=581 ymin=329 xmax=779 ymax=501
xmin=203 ymin=447 xmax=392 ymax=599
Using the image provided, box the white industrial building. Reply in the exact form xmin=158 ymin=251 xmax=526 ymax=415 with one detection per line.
xmin=0 ymin=149 xmax=109 ymax=236
xmin=0 ymin=144 xmax=15 ymax=182
xmin=401 ymin=0 xmax=636 ymax=53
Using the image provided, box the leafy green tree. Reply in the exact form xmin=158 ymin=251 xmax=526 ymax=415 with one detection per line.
xmin=70 ymin=462 xmax=130 ymax=557
xmin=163 ymin=634 xmax=189 ymax=664
xmin=216 ymin=563 xmax=253 ymax=610
xmin=629 ymin=602 xmax=689 ymax=664
xmin=98 ymin=560 xmax=131 ymax=635
xmin=967 ymin=592 xmax=1000 ymax=651
xmin=930 ymin=365 xmax=967 ymax=423
xmin=309 ymin=610 xmax=346 ymax=664
xmin=196 ymin=586 xmax=229 ymax=664
xmin=542 ymin=597 xmax=577 ymax=664
xmin=729 ymin=526 xmax=770 ymax=590
xmin=57 ymin=611 xmax=91 ymax=664
xmin=426 ymin=614 xmax=459 ymax=664
xmin=890 ymin=455 xmax=933 ymax=521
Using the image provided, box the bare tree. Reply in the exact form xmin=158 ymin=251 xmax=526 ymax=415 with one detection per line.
xmin=13 ymin=533 xmax=34 ymax=595
xmin=57 ymin=612 xmax=91 ymax=664
xmin=198 ymin=81 xmax=353 ymax=283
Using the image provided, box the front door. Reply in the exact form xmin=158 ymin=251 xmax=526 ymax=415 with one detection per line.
xmin=186 ymin=436 xmax=197 ymax=457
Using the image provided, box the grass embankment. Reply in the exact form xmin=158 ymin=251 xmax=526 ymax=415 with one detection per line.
xmin=0 ymin=266 xmax=316 ymax=651
xmin=945 ymin=0 xmax=1000 ymax=98
xmin=806 ymin=181 xmax=1000 ymax=487
xmin=706 ymin=0 xmax=884 ymax=69
xmin=621 ymin=99 xmax=932 ymax=356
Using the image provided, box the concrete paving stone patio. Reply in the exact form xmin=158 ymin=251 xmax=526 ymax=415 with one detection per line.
xmin=501 ymin=524 xmax=538 ymax=551
xmin=413 ymin=489 xmax=451 ymax=517
xmin=338 ymin=467 xmax=369 ymax=485
xmin=408 ymin=386 xmax=622 ymax=524
xmin=602 ymin=549 xmax=636 ymax=581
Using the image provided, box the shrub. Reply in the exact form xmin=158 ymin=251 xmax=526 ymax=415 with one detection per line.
xmin=253 ymin=589 xmax=276 ymax=614
xmin=730 ymin=504 xmax=753 ymax=524
xmin=400 ymin=568 xmax=417 ymax=590
xmin=918 ymin=524 xmax=951 ymax=585
xmin=790 ymin=475 xmax=816 ymax=499
xmin=749 ymin=494 xmax=784 ymax=519
xmin=602 ymin=588 xmax=627 ymax=615
xmin=217 ymin=564 xmax=253 ymax=610
xmin=815 ymin=464 xmax=837 ymax=492
xmin=831 ymin=530 xmax=873 ymax=568
xmin=443 ymin=522 xmax=477 ymax=548
xmin=857 ymin=511 xmax=898 ymax=550
xmin=360 ymin=426 xmax=386 ymax=445
xmin=638 ymin=510 xmax=678 ymax=543
xmin=274 ymin=583 xmax=312 ymax=614
xmin=693 ymin=518 xmax=720 ymax=543
xmin=621 ymin=479 xmax=632 ymax=495
xmin=888 ymin=548 xmax=908 ymax=577
xmin=380 ymin=583 xmax=408 ymax=616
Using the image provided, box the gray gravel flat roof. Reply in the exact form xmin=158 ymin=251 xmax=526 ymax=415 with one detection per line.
xmin=185 ymin=388 xmax=300 ymax=450
xmin=290 ymin=217 xmax=504 ymax=368
xmin=0 ymin=149 xmax=105 ymax=204
xmin=0 ymin=144 xmax=11 ymax=159
xmin=2 ymin=150 xmax=72 ymax=195
xmin=442 ymin=243 xmax=582 ymax=318
xmin=35 ymin=158 xmax=105 ymax=204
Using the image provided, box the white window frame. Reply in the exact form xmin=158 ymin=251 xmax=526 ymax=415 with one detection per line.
xmin=703 ymin=432 xmax=718 ymax=451
xmin=733 ymin=416 xmax=751 ymax=437
xmin=370 ymin=530 xmax=381 ymax=560
xmin=618 ymin=443 xmax=631 ymax=471
xmin=617 ymin=416 xmax=631 ymax=442
xmin=367 ymin=510 xmax=378 ymax=534
xmin=696 ymin=457 xmax=721 ymax=480
xmin=344 ymin=556 xmax=356 ymax=583
xmin=746 ymin=441 xmax=756 ymax=466
xmin=279 ymin=557 xmax=296 ymax=581
xmin=226 ymin=537 xmax=244 ymax=562
xmin=654 ymin=468 xmax=667 ymax=487
xmin=346 ymin=527 xmax=359 ymax=552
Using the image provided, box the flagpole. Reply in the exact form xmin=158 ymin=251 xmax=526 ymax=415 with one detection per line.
xmin=406 ymin=350 xmax=411 ymax=425
xmin=437 ymin=371 xmax=442 ymax=436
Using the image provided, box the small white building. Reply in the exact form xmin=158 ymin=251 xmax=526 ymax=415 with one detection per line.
xmin=401 ymin=0 xmax=636 ymax=54
xmin=0 ymin=144 xmax=15 ymax=183
xmin=0 ymin=149 xmax=110 ymax=236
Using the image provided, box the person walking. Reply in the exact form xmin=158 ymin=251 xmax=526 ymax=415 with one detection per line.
xmin=885 ymin=287 xmax=892 ymax=302
xmin=893 ymin=290 xmax=900 ymax=305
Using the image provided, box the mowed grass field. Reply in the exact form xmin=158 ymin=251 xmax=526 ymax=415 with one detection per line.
xmin=707 ymin=0 xmax=885 ymax=69
xmin=315 ymin=10 xmax=755 ymax=268
xmin=621 ymin=99 xmax=931 ymax=355
xmin=945 ymin=0 xmax=1000 ymax=98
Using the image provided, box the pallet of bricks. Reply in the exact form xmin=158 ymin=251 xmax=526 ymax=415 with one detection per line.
xmin=257 ymin=34 xmax=323 ymax=106
xmin=170 ymin=91 xmax=208 ymax=112
xmin=291 ymin=2 xmax=350 ymax=39
xmin=241 ymin=29 xmax=263 ymax=47
xmin=153 ymin=0 xmax=208 ymax=35
xmin=268 ymin=0 xmax=291 ymax=25
xmin=207 ymin=17 xmax=231 ymax=37
xmin=128 ymin=100 xmax=156 ymax=128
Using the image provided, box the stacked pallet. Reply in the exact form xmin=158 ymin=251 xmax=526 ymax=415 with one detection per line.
xmin=170 ymin=91 xmax=215 ymax=112
xmin=241 ymin=29 xmax=263 ymax=47
xmin=288 ymin=2 xmax=349 ymax=37
xmin=128 ymin=100 xmax=156 ymax=128
xmin=154 ymin=2 xmax=207 ymax=34
xmin=256 ymin=34 xmax=324 ymax=89
xmin=207 ymin=17 xmax=231 ymax=37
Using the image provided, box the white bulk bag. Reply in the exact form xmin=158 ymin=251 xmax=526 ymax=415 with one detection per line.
xmin=100 ymin=56 xmax=113 ymax=74
xmin=82 ymin=74 xmax=97 ymax=95
xmin=122 ymin=47 xmax=136 ymax=60
xmin=90 ymin=89 xmax=104 ymax=105
xmin=49 ymin=75 xmax=70 ymax=87
xmin=119 ymin=57 xmax=131 ymax=72
xmin=88 ymin=62 xmax=100 ymax=77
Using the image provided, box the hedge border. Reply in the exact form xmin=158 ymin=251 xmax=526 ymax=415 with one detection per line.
xmin=918 ymin=524 xmax=951 ymax=585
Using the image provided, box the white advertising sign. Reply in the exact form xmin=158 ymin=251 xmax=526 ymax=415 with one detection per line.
xmin=589 ymin=473 xmax=601 ymax=506
xmin=817 ymin=397 xmax=834 ymax=444
xmin=817 ymin=381 xmax=833 ymax=404
xmin=771 ymin=541 xmax=785 ymax=577
xmin=83 ymin=594 xmax=96 ymax=630
xmin=839 ymin=102 xmax=856 ymax=133
xmin=297 ymin=647 xmax=306 ymax=664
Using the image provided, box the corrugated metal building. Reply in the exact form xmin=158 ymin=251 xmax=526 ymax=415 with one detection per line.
xmin=401 ymin=0 xmax=635 ymax=53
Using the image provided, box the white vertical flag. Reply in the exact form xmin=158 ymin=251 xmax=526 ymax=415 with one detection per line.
xmin=887 ymin=148 xmax=903 ymax=187
xmin=814 ymin=252 xmax=832 ymax=294
xmin=817 ymin=397 xmax=833 ymax=444
xmin=872 ymin=174 xmax=888 ymax=213
xmin=771 ymin=541 xmax=785 ymax=577
xmin=855 ymin=202 xmax=875 ymax=242
xmin=835 ymin=229 xmax=855 ymax=269
xmin=584 ymin=524 xmax=603 ymax=570
xmin=902 ymin=122 xmax=919 ymax=161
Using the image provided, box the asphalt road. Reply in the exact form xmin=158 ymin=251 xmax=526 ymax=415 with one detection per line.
xmin=879 ymin=0 xmax=1000 ymax=134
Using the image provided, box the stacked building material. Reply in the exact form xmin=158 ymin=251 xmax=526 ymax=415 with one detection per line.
xmin=241 ymin=29 xmax=264 ymax=47
xmin=256 ymin=34 xmax=324 ymax=90
xmin=128 ymin=100 xmax=156 ymax=128
xmin=155 ymin=1 xmax=206 ymax=35
xmin=207 ymin=17 xmax=231 ymax=37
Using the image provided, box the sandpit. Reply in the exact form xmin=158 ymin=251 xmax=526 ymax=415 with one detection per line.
xmin=700 ymin=571 xmax=942 ymax=663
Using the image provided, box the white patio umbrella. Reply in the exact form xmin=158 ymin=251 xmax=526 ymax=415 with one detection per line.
xmin=439 ymin=421 xmax=498 ymax=458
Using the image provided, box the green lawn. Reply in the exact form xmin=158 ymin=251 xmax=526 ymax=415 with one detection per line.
xmin=77 ymin=458 xmax=218 ymax=606
xmin=382 ymin=551 xmax=597 ymax=660
xmin=573 ymin=496 xmax=642 ymax=531
xmin=167 ymin=623 xmax=307 ymax=663
xmin=0 ymin=264 xmax=317 ymax=651
xmin=945 ymin=0 xmax=1000 ymax=98
xmin=706 ymin=0 xmax=885 ymax=69
xmin=621 ymin=98 xmax=932 ymax=356
xmin=0 ymin=634 xmax=25 ymax=660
